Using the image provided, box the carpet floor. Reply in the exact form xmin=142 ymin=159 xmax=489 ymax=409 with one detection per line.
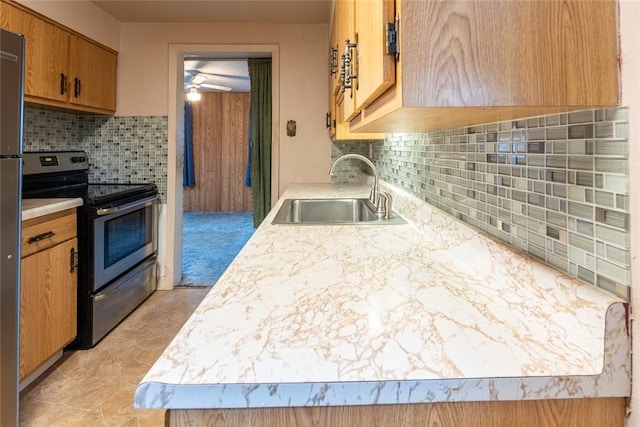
xmin=179 ymin=211 xmax=255 ymax=287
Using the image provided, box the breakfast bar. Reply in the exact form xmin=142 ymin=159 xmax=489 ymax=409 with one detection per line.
xmin=134 ymin=183 xmax=630 ymax=426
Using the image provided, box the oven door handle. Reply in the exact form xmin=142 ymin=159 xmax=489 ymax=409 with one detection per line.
xmin=96 ymin=194 xmax=158 ymax=216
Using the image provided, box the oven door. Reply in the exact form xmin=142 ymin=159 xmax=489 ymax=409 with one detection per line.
xmin=93 ymin=195 xmax=157 ymax=291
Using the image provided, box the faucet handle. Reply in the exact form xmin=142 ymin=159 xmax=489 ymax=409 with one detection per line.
xmin=377 ymin=191 xmax=393 ymax=219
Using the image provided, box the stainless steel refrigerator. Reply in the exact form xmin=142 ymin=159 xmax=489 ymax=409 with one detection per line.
xmin=0 ymin=28 xmax=25 ymax=427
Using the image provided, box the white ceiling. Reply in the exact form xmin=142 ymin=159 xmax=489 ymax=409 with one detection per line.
xmin=89 ymin=0 xmax=331 ymax=94
xmin=90 ymin=0 xmax=331 ymax=24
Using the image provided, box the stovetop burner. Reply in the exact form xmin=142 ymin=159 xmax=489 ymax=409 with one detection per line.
xmin=22 ymin=151 xmax=158 ymax=207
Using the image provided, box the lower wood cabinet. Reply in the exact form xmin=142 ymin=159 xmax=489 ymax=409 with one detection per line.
xmin=20 ymin=209 xmax=78 ymax=381
xmin=167 ymin=398 xmax=627 ymax=427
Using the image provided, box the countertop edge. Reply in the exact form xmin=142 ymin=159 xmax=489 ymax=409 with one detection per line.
xmin=22 ymin=198 xmax=83 ymax=221
xmin=134 ymin=302 xmax=629 ymax=409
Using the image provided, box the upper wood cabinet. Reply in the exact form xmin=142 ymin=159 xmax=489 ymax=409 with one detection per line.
xmin=327 ymin=4 xmax=339 ymax=139
xmin=336 ymin=0 xmax=357 ymax=123
xmin=339 ymin=0 xmax=619 ymax=133
xmin=352 ymin=0 xmax=394 ymax=112
xmin=69 ymin=35 xmax=117 ymax=111
xmin=328 ymin=0 xmax=384 ymax=141
xmin=0 ymin=1 xmax=117 ymax=115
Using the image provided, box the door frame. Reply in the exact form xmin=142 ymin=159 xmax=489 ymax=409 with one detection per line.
xmin=162 ymin=44 xmax=280 ymax=289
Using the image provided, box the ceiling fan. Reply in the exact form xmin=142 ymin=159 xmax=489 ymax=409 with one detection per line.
xmin=184 ymin=73 xmax=233 ymax=101
xmin=186 ymin=73 xmax=233 ymax=92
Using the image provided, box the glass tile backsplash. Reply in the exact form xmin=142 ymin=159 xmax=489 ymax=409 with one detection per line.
xmin=23 ymin=108 xmax=169 ymax=202
xmin=330 ymin=141 xmax=379 ymax=184
xmin=362 ymin=107 xmax=629 ymax=299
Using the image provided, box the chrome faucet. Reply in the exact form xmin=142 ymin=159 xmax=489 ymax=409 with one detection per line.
xmin=329 ymin=153 xmax=391 ymax=217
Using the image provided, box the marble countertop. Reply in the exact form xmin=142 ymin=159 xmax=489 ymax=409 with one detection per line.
xmin=22 ymin=198 xmax=83 ymax=221
xmin=135 ymin=183 xmax=629 ymax=409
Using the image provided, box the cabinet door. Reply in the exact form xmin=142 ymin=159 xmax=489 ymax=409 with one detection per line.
xmin=354 ymin=0 xmax=395 ymax=111
xmin=69 ymin=35 xmax=117 ymax=111
xmin=336 ymin=0 xmax=358 ymax=122
xmin=332 ymin=0 xmax=387 ymax=140
xmin=328 ymin=5 xmax=339 ymax=137
xmin=20 ymin=238 xmax=77 ymax=380
xmin=0 ymin=3 xmax=69 ymax=103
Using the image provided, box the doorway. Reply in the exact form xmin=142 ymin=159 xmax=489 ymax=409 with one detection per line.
xmin=164 ymin=44 xmax=280 ymax=289
xmin=180 ymin=60 xmax=254 ymax=286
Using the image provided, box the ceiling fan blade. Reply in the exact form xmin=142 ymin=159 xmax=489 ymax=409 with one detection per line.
xmin=191 ymin=74 xmax=207 ymax=85
xmin=200 ymin=83 xmax=232 ymax=91
xmin=188 ymin=71 xmax=250 ymax=81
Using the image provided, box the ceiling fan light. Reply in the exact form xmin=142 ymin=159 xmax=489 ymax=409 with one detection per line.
xmin=186 ymin=88 xmax=201 ymax=102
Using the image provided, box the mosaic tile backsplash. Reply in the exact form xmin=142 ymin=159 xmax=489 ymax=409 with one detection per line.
xmin=345 ymin=107 xmax=630 ymax=299
xmin=330 ymin=141 xmax=381 ymax=184
xmin=23 ymin=108 xmax=168 ymax=202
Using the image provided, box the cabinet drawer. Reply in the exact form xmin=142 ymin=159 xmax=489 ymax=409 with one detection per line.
xmin=22 ymin=209 xmax=77 ymax=258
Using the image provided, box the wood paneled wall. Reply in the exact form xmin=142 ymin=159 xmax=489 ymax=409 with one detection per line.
xmin=183 ymin=92 xmax=253 ymax=212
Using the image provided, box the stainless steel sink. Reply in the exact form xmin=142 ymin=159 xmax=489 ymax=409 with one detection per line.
xmin=271 ymin=198 xmax=406 ymax=225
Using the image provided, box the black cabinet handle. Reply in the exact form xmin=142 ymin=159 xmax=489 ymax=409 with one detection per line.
xmin=326 ymin=112 xmax=331 ymax=129
xmin=70 ymin=247 xmax=78 ymax=273
xmin=27 ymin=231 xmax=55 ymax=244
xmin=60 ymin=74 xmax=68 ymax=95
xmin=74 ymin=77 xmax=81 ymax=98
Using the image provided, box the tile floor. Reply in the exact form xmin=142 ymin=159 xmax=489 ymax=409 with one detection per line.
xmin=19 ymin=288 xmax=210 ymax=427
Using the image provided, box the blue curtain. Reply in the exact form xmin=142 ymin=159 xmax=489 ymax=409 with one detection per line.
xmin=184 ymin=101 xmax=196 ymax=187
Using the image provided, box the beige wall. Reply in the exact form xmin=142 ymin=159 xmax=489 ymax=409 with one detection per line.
xmin=117 ymin=22 xmax=332 ymax=190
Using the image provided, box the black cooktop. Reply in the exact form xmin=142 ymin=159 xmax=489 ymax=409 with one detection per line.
xmin=22 ymin=181 xmax=157 ymax=207
xmin=22 ymin=151 xmax=158 ymax=207
xmin=86 ymin=183 xmax=157 ymax=207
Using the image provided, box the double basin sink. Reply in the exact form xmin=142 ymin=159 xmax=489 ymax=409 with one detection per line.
xmin=272 ymin=198 xmax=406 ymax=225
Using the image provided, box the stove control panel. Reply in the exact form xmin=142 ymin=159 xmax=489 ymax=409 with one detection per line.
xmin=38 ymin=155 xmax=59 ymax=167
xmin=23 ymin=151 xmax=89 ymax=175
xmin=71 ymin=156 xmax=87 ymax=163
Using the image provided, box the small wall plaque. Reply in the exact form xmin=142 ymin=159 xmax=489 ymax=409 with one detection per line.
xmin=286 ymin=120 xmax=296 ymax=137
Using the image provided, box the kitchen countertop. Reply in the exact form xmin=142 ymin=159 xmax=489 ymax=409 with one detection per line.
xmin=22 ymin=198 xmax=83 ymax=221
xmin=134 ymin=183 xmax=629 ymax=409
